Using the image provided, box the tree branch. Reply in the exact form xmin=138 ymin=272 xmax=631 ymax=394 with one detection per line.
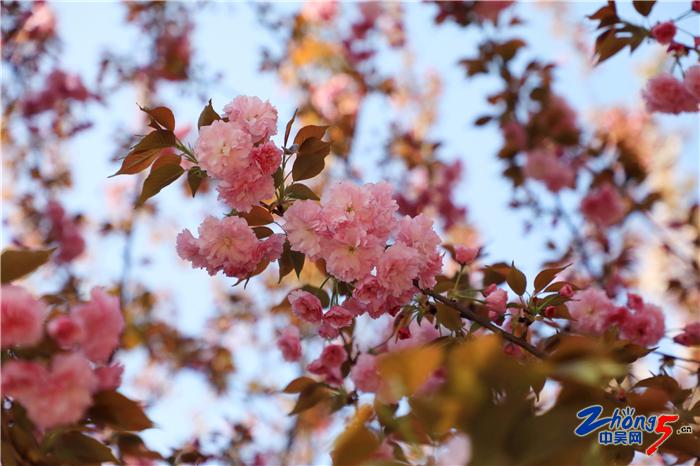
xmin=423 ymin=289 xmax=547 ymax=359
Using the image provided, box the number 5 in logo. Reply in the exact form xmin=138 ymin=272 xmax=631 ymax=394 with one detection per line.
xmin=646 ymin=414 xmax=679 ymax=455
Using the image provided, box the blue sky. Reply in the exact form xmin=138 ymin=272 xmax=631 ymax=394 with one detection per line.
xmin=10 ymin=1 xmax=700 ymax=462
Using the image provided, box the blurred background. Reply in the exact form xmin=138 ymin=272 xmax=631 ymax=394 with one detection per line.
xmin=2 ymin=2 xmax=698 ymax=464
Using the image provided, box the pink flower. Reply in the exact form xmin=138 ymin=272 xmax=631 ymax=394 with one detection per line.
xmin=177 ymin=216 xmax=280 ymax=279
xmin=95 ymin=364 xmax=124 ymax=391
xmin=523 ymin=149 xmax=575 ymax=192
xmin=501 ymin=121 xmax=527 ymax=151
xmin=311 ymin=74 xmax=361 ymax=120
xmin=251 ymin=141 xmax=282 ymax=176
xmin=323 ymin=305 xmax=354 ymax=329
xmin=47 ymin=315 xmax=84 ymax=349
xmin=320 ymin=344 xmax=346 ymax=367
xmin=395 ymin=214 xmax=443 ymax=289
xmin=277 ymin=326 xmax=302 ymax=362
xmin=651 ymin=22 xmax=676 ymax=45
xmin=568 ymin=289 xmax=616 ymax=335
xmin=73 ymin=288 xmax=124 ymax=363
xmin=673 ymin=322 xmax=700 ymax=346
xmin=195 ymin=120 xmax=253 ymax=178
xmin=301 ymin=1 xmax=338 ymax=22
xmin=376 ymin=243 xmax=420 ymax=297
xmin=642 ymin=73 xmax=698 ymax=114
xmin=619 ymin=297 xmax=665 ymax=346
xmin=318 ymin=321 xmax=340 ymax=339
xmin=683 ymin=65 xmax=700 ymax=100
xmin=308 ymin=344 xmax=346 ymax=385
xmin=559 ymin=284 xmax=575 ymax=298
xmin=324 ymin=226 xmax=381 ymax=282
xmin=217 ymin=168 xmax=275 ymax=212
xmin=581 ymin=183 xmax=626 ymax=228
xmin=2 ymin=353 xmax=97 ymax=430
xmin=350 ymin=354 xmax=380 ymax=393
xmin=454 ymin=246 xmax=479 ymax=265
xmin=282 ymin=200 xmax=325 ymax=258
xmin=288 ymin=290 xmax=323 ymax=323
xmin=45 ymin=200 xmax=86 ymax=263
xmin=223 ymin=96 xmax=278 ymax=143
xmin=1 ymin=285 xmax=47 ymax=348
xmin=485 ymin=288 xmax=508 ymax=317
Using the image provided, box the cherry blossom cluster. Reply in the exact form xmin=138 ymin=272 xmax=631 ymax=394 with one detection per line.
xmin=284 ymin=181 xmax=442 ymax=315
xmin=45 ymin=199 xmax=86 ymax=263
xmin=1 ymin=286 xmax=124 ymax=429
xmin=642 ymin=66 xmax=700 ymax=115
xmin=568 ymin=289 xmax=665 ymax=346
xmin=195 ymin=95 xmax=281 ymax=212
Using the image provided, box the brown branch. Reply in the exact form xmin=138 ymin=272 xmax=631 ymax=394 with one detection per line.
xmin=654 ymin=351 xmax=700 ymax=365
xmin=423 ymin=289 xmax=547 ymax=359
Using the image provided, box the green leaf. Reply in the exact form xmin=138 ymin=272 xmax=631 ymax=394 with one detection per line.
xmin=506 ymin=263 xmax=527 ymax=295
xmin=252 ymin=226 xmax=274 ymax=239
xmin=283 ymin=376 xmax=317 ymax=394
xmin=283 ymin=109 xmax=298 ymax=147
xmin=290 ymin=383 xmax=331 ymax=415
xmin=239 ymin=205 xmax=274 ymax=226
xmin=110 ymin=130 xmax=177 ymax=176
xmin=286 ymin=183 xmax=320 ymax=200
xmin=187 ymin=167 xmax=206 ymax=197
xmin=632 ymin=0 xmax=655 ymax=16
xmin=292 ymin=151 xmax=325 ymax=181
xmin=533 ymin=264 xmax=570 ymax=294
xmin=136 ymin=158 xmax=184 ymax=206
xmin=140 ymin=105 xmax=175 ymax=131
xmin=43 ymin=431 xmax=118 ymax=465
xmin=298 ymin=137 xmax=331 ymax=158
xmin=294 ymin=125 xmax=328 ymax=146
xmin=197 ymin=99 xmax=220 ymax=129
xmin=1 ymin=248 xmax=54 ymax=284
xmin=291 ymin=250 xmax=305 ymax=278
xmin=278 ymin=241 xmax=294 ymax=282
xmin=436 ymin=302 xmax=463 ymax=331
xmin=88 ymin=390 xmax=154 ymax=431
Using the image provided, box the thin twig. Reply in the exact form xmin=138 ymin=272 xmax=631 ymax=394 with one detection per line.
xmin=423 ymin=289 xmax=547 ymax=359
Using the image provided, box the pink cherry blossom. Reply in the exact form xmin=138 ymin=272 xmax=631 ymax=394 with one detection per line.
xmin=485 ymin=288 xmax=508 ymax=318
xmin=320 ymin=344 xmax=346 ymax=367
xmin=277 ymin=326 xmax=302 ymax=362
xmin=581 ymin=183 xmax=626 ymax=228
xmin=318 ymin=321 xmax=340 ymax=339
xmin=619 ymin=298 xmax=665 ymax=346
xmin=454 ymin=245 xmax=479 ymax=265
xmin=288 ymin=290 xmax=323 ymax=323
xmin=73 ymin=288 xmax=124 ymax=363
xmin=683 ymin=65 xmax=700 ymax=100
xmin=673 ymin=322 xmax=700 ymax=346
xmin=642 ymin=73 xmax=698 ymax=114
xmin=251 ymin=141 xmax=282 ymax=176
xmin=323 ymin=305 xmax=354 ymax=329
xmin=282 ymin=200 xmax=325 ymax=258
xmin=308 ymin=344 xmax=346 ymax=385
xmin=45 ymin=200 xmax=86 ymax=263
xmin=223 ymin=95 xmax=278 ymax=143
xmin=350 ymin=354 xmax=380 ymax=393
xmin=216 ymin=164 xmax=276 ymax=212
xmin=177 ymin=216 xmax=282 ymax=279
xmin=301 ymin=1 xmax=338 ymax=23
xmin=195 ymin=119 xmax=253 ymax=178
xmin=376 ymin=243 xmax=421 ymax=297
xmin=523 ymin=149 xmax=575 ymax=192
xmin=311 ymin=74 xmax=361 ymax=120
xmin=2 ymin=353 xmax=97 ymax=430
xmin=1 ymin=285 xmax=48 ymax=348
xmin=568 ymin=288 xmax=617 ymax=335
xmin=95 ymin=363 xmax=124 ymax=391
xmin=47 ymin=315 xmax=84 ymax=349
xmin=651 ymin=22 xmax=676 ymax=45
